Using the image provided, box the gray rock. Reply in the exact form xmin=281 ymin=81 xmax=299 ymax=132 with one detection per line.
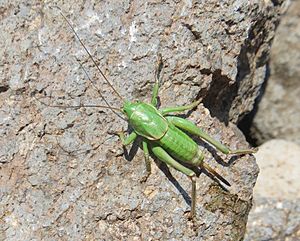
xmin=251 ymin=0 xmax=300 ymax=145
xmin=0 ymin=0 xmax=283 ymax=240
xmin=245 ymin=139 xmax=300 ymax=240
xmin=253 ymin=139 xmax=300 ymax=199
xmin=245 ymin=197 xmax=300 ymax=241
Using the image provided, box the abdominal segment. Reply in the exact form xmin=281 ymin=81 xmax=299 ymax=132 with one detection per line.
xmin=156 ymin=125 xmax=204 ymax=166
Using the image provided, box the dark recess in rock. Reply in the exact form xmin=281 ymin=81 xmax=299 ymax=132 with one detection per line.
xmin=238 ymin=63 xmax=270 ymax=146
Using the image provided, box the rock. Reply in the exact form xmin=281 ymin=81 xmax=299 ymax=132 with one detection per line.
xmin=251 ymin=0 xmax=300 ymax=145
xmin=245 ymin=139 xmax=300 ymax=240
xmin=0 ymin=0 xmax=284 ymax=240
xmin=253 ymin=139 xmax=300 ymax=199
xmin=245 ymin=197 xmax=300 ymax=241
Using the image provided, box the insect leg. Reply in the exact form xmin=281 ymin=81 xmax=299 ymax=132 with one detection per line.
xmin=141 ymin=141 xmax=151 ymax=182
xmin=190 ymin=175 xmax=196 ymax=219
xmin=117 ymin=131 xmax=138 ymax=146
xmin=151 ymin=54 xmax=163 ymax=107
xmin=166 ymin=116 xmax=257 ymax=155
xmin=160 ymin=100 xmax=201 ymax=116
xmin=150 ymin=144 xmax=197 ymax=218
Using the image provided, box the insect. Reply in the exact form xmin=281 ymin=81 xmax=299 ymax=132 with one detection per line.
xmin=43 ymin=9 xmax=257 ymax=218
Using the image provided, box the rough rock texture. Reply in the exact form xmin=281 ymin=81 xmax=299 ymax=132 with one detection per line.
xmin=253 ymin=139 xmax=300 ymax=200
xmin=0 ymin=1 xmax=283 ymax=240
xmin=250 ymin=0 xmax=300 ymax=145
xmin=245 ymin=197 xmax=300 ymax=241
xmin=245 ymin=140 xmax=300 ymax=240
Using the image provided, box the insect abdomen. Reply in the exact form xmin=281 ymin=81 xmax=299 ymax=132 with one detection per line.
xmin=155 ymin=124 xmax=204 ymax=166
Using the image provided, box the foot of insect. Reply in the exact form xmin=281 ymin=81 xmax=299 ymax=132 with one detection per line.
xmin=108 ymin=130 xmax=138 ymax=146
xmin=140 ymin=171 xmax=151 ymax=183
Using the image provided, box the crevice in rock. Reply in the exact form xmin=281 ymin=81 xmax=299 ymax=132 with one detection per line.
xmin=202 ymin=69 xmax=237 ymax=125
xmin=237 ymin=63 xmax=270 ymax=147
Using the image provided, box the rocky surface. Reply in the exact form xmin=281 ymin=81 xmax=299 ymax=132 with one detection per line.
xmin=252 ymin=139 xmax=300 ymax=200
xmin=250 ymin=0 xmax=300 ymax=145
xmin=245 ymin=197 xmax=300 ymax=241
xmin=244 ymin=2 xmax=300 ymax=240
xmin=245 ymin=139 xmax=300 ymax=240
xmin=0 ymin=1 xmax=283 ymax=240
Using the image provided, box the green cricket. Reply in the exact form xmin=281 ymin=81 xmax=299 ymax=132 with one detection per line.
xmin=46 ymin=10 xmax=257 ymax=218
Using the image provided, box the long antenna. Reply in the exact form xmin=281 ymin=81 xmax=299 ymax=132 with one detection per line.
xmin=77 ymin=58 xmax=125 ymax=120
xmin=56 ymin=8 xmax=124 ymax=102
xmin=34 ymin=96 xmax=122 ymax=111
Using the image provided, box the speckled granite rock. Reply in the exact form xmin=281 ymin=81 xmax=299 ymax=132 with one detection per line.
xmin=0 ymin=0 xmax=284 ymax=240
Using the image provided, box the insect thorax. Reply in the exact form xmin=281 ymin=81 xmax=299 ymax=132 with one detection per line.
xmin=125 ymin=102 xmax=168 ymax=140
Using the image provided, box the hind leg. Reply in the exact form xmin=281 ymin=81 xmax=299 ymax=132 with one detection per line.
xmin=166 ymin=116 xmax=257 ymax=154
xmin=150 ymin=144 xmax=197 ymax=218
